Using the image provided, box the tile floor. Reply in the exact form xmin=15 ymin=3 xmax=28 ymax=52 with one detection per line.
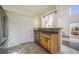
xmin=8 ymin=42 xmax=48 ymax=54
xmin=8 ymin=42 xmax=79 ymax=54
xmin=61 ymin=45 xmax=79 ymax=54
xmin=62 ymin=37 xmax=79 ymax=51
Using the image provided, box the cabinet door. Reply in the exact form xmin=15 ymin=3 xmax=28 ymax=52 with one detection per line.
xmin=42 ymin=37 xmax=45 ymax=48
xmin=40 ymin=35 xmax=47 ymax=49
xmin=44 ymin=38 xmax=47 ymax=49
xmin=40 ymin=34 xmax=43 ymax=46
xmin=47 ymin=38 xmax=51 ymax=52
xmin=51 ymin=34 xmax=59 ymax=53
xmin=40 ymin=33 xmax=51 ymax=51
xmin=40 ymin=34 xmax=44 ymax=48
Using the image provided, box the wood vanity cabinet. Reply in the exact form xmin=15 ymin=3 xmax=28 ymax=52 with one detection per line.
xmin=34 ymin=28 xmax=61 ymax=54
xmin=40 ymin=32 xmax=60 ymax=53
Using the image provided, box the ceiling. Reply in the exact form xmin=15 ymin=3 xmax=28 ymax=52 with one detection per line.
xmin=2 ymin=5 xmax=56 ymax=17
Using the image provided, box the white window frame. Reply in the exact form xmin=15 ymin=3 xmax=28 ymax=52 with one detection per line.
xmin=41 ymin=10 xmax=57 ymax=28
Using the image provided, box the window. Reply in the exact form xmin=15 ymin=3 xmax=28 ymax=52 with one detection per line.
xmin=70 ymin=22 xmax=79 ymax=36
xmin=41 ymin=15 xmax=49 ymax=28
xmin=70 ymin=5 xmax=79 ymax=15
xmin=41 ymin=11 xmax=56 ymax=28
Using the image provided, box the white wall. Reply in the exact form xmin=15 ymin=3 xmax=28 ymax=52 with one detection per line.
xmin=56 ymin=5 xmax=79 ymax=36
xmin=6 ymin=11 xmax=38 ymax=48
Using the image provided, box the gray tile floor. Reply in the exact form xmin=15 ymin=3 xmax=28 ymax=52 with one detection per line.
xmin=8 ymin=42 xmax=79 ymax=54
xmin=61 ymin=37 xmax=79 ymax=54
xmin=8 ymin=42 xmax=48 ymax=54
xmin=62 ymin=37 xmax=79 ymax=51
xmin=61 ymin=45 xmax=79 ymax=54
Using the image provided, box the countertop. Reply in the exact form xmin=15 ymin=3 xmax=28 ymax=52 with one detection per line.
xmin=34 ymin=28 xmax=61 ymax=34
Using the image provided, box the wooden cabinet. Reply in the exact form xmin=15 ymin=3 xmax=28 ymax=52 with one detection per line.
xmin=40 ymin=32 xmax=60 ymax=53
xmin=34 ymin=28 xmax=61 ymax=54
